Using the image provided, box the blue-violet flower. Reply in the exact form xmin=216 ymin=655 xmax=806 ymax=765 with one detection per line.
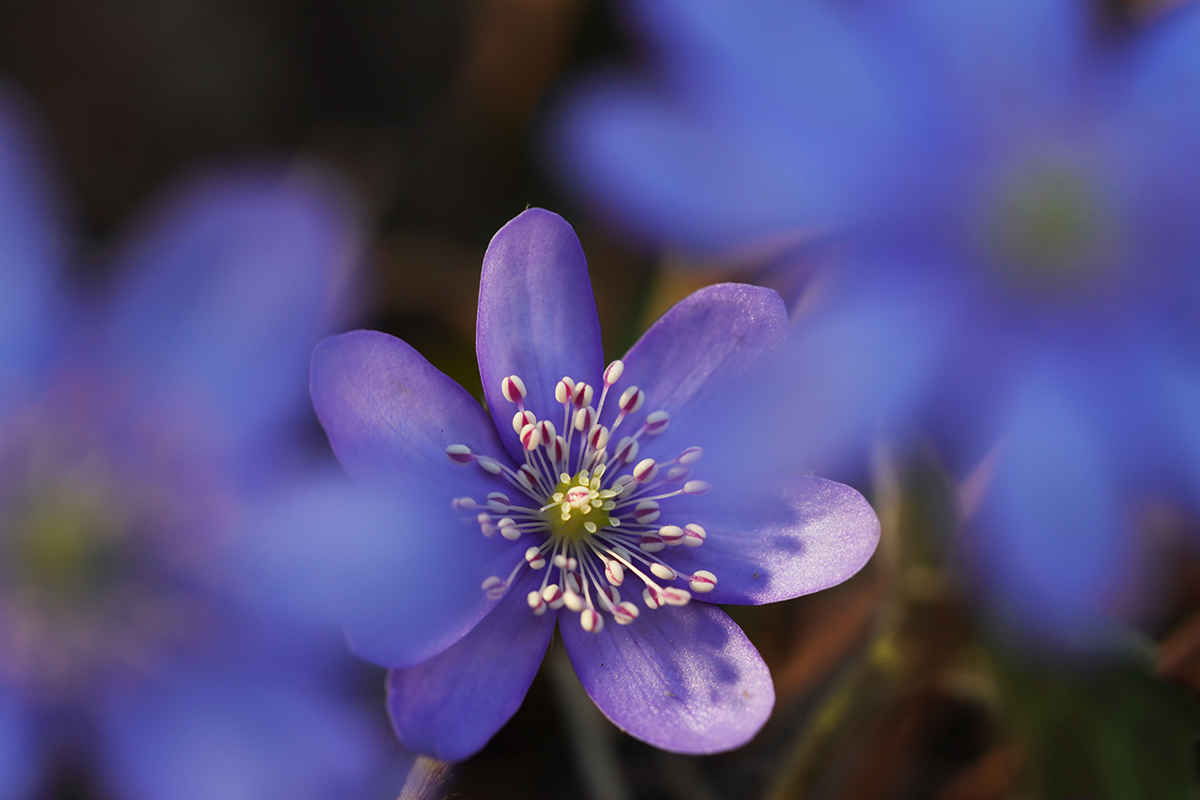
xmin=309 ymin=208 xmax=880 ymax=760
xmin=0 ymin=86 xmax=386 ymax=799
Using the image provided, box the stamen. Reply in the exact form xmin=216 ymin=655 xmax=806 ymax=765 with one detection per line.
xmin=502 ymin=375 xmax=528 ymax=404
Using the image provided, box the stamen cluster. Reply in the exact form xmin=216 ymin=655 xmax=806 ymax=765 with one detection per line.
xmin=446 ymin=360 xmax=717 ymax=633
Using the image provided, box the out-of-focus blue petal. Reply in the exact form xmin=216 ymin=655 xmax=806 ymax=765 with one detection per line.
xmin=102 ymin=164 xmax=361 ymax=451
xmin=1122 ymin=0 xmax=1200 ymax=141
xmin=386 ymin=570 xmax=556 ymax=762
xmin=0 ymin=84 xmax=68 ymax=397
xmin=98 ymin=668 xmax=386 ymax=800
xmin=671 ymin=476 xmax=878 ymax=605
xmin=775 ymin=270 xmax=954 ymax=476
xmin=562 ymin=601 xmax=773 ymax=754
xmin=311 ymin=330 xmax=509 ymax=495
xmin=968 ymin=366 xmax=1133 ymax=647
xmin=247 ymin=473 xmax=524 ymax=669
xmin=0 ymin=691 xmax=35 ymax=799
xmin=477 ymin=208 xmax=604 ymax=463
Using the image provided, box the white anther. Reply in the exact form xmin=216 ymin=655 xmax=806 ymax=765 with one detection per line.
xmin=633 ymin=458 xmax=659 ymax=483
xmin=542 ymin=584 xmax=564 ymax=608
xmin=553 ymin=554 xmax=569 ymax=569
xmin=512 ymin=409 xmax=536 ymax=434
xmin=566 ymin=572 xmax=582 ymax=594
xmin=661 ymin=587 xmax=692 ymax=606
xmin=486 ymin=493 xmax=510 ymax=512
xmin=501 ymin=375 xmax=527 ymax=403
xmin=482 ymin=576 xmax=507 ymax=600
xmin=613 ymin=436 xmax=639 ymax=464
xmin=605 ymin=560 xmax=625 ymax=586
xmin=677 ymin=446 xmax=704 ymax=465
xmin=477 ymin=512 xmax=495 ymax=538
xmin=689 ymin=571 xmax=717 ymax=593
xmin=499 ymin=518 xmax=521 ymax=541
xmin=599 ymin=585 xmax=621 ymax=606
xmin=573 ymin=406 xmax=597 ymax=432
xmin=563 ymin=588 xmax=585 ymax=613
xmin=520 ymin=423 xmax=542 ymax=451
xmin=527 ymin=591 xmax=547 ymax=615
xmin=613 ymin=601 xmax=640 ymax=624
xmin=571 ymin=382 xmax=594 ymax=408
xmin=538 ymin=420 xmax=556 ymax=443
xmin=445 ymin=444 xmax=474 ymax=464
xmin=618 ymin=386 xmax=644 ymax=414
xmin=658 ymin=525 xmax=684 ymax=546
xmin=634 ymin=500 xmax=660 ymax=524
xmin=452 ymin=497 xmax=478 ymax=511
xmin=517 ymin=465 xmax=538 ymax=490
xmin=580 ymin=607 xmax=604 ymax=633
xmin=643 ymin=587 xmax=662 ymax=610
xmin=650 ymin=562 xmax=677 ymax=581
xmin=666 ymin=465 xmax=691 ymax=482
xmin=604 ymin=360 xmax=624 ymax=385
xmin=588 ymin=424 xmax=610 ymax=451
xmin=644 ymin=410 xmax=670 ymax=435
xmin=476 ymin=456 xmax=502 ymax=475
xmin=555 ymin=377 xmax=575 ymax=404
xmin=683 ymin=480 xmax=711 ymax=495
xmin=638 ymin=535 xmax=665 ymax=553
xmin=611 ymin=474 xmax=636 ymax=494
xmin=525 ymin=547 xmax=547 ymax=569
xmin=553 ymin=435 xmax=568 ymax=463
xmin=682 ymin=523 xmax=707 ymax=547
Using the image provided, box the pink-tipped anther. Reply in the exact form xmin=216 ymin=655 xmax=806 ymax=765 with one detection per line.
xmin=501 ymin=375 xmax=527 ymax=404
xmin=445 ymin=444 xmax=475 ymax=464
xmin=603 ymin=360 xmax=625 ymax=386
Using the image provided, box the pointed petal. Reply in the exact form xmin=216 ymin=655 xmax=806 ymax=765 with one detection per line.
xmin=562 ymin=601 xmax=773 ymax=754
xmin=386 ymin=570 xmax=556 ymax=762
xmin=667 ymin=475 xmax=879 ymax=605
xmin=0 ymin=84 xmax=68 ymax=396
xmin=311 ymin=329 xmax=509 ymax=495
xmin=99 ymin=668 xmax=385 ymax=800
xmin=102 ymin=164 xmax=362 ymax=449
xmin=477 ymin=208 xmax=604 ymax=462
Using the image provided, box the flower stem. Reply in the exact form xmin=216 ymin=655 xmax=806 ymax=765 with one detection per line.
xmin=397 ymin=755 xmax=451 ymax=800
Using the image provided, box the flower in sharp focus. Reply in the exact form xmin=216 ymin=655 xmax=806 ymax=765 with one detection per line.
xmin=309 ymin=208 xmax=880 ymax=760
xmin=0 ymin=86 xmax=387 ymax=799
xmin=549 ymin=0 xmax=1200 ymax=646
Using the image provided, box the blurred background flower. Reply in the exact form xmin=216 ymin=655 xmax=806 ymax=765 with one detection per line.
xmin=0 ymin=87 xmax=399 ymax=799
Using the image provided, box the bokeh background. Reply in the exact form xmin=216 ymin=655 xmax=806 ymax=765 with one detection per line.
xmin=2 ymin=0 xmax=1199 ymax=798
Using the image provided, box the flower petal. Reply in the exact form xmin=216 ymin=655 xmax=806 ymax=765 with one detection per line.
xmin=386 ymin=570 xmax=556 ymax=762
xmin=0 ymin=691 xmax=35 ymax=799
xmin=102 ymin=164 xmax=362 ymax=449
xmin=668 ymin=475 xmax=878 ymax=605
xmin=477 ymin=208 xmax=604 ymax=463
xmin=967 ymin=366 xmax=1134 ymax=648
xmin=98 ymin=668 xmax=387 ymax=800
xmin=0 ymin=84 xmax=67 ymax=396
xmin=612 ymin=283 xmax=790 ymax=493
xmin=247 ymin=472 xmax=523 ymax=669
xmin=561 ymin=601 xmax=773 ymax=754
xmin=311 ymin=329 xmax=509 ymax=495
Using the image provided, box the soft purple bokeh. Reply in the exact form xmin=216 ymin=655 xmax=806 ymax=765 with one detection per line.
xmin=305 ymin=208 xmax=880 ymax=760
xmin=0 ymin=84 xmax=397 ymax=799
xmin=549 ymin=0 xmax=1200 ymax=647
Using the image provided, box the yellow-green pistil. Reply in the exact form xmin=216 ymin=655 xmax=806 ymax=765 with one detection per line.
xmin=542 ymin=469 xmax=619 ymax=542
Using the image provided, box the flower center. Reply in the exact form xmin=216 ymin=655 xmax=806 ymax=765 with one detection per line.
xmin=445 ymin=359 xmax=718 ymax=634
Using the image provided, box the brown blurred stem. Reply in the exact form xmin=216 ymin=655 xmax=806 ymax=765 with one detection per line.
xmin=397 ymin=756 xmax=451 ymax=800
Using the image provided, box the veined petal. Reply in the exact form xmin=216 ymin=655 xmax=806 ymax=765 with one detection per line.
xmin=386 ymin=570 xmax=556 ymax=762
xmin=613 ymin=283 xmax=789 ymax=494
xmin=102 ymin=164 xmax=362 ymax=450
xmin=311 ymin=329 xmax=508 ymax=496
xmin=477 ymin=208 xmax=604 ymax=463
xmin=98 ymin=668 xmax=386 ymax=800
xmin=669 ymin=476 xmax=879 ymax=605
xmin=562 ymin=601 xmax=773 ymax=754
xmin=0 ymin=84 xmax=68 ymax=397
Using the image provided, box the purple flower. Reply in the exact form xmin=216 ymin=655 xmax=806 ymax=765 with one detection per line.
xmin=549 ymin=0 xmax=1200 ymax=646
xmin=308 ymin=208 xmax=879 ymax=760
xmin=0 ymin=86 xmax=390 ymax=798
